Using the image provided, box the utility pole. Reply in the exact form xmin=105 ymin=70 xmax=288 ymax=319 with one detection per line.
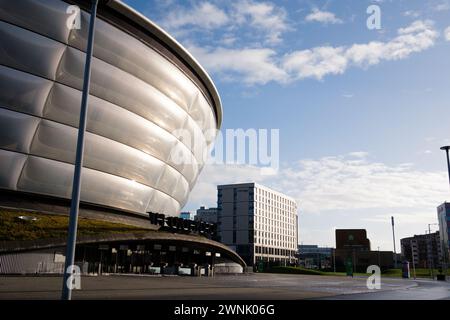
xmin=61 ymin=0 xmax=98 ymax=300
xmin=391 ymin=216 xmax=397 ymax=269
xmin=427 ymin=228 xmax=433 ymax=279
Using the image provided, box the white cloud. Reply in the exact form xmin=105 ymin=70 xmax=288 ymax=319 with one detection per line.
xmin=187 ymin=45 xmax=288 ymax=85
xmin=445 ymin=26 xmax=450 ymax=41
xmin=186 ymin=20 xmax=438 ymax=84
xmin=305 ymin=8 xmax=343 ymax=24
xmin=221 ymin=35 xmax=237 ymax=46
xmin=434 ymin=1 xmax=450 ymax=11
xmin=362 ymin=211 xmax=435 ymax=225
xmin=349 ymin=20 xmax=437 ymax=65
xmin=232 ymin=0 xmax=290 ymax=45
xmin=403 ymin=10 xmax=420 ymax=18
xmin=187 ymin=152 xmax=449 ymax=216
xmin=285 ymin=20 xmax=438 ymax=80
xmin=161 ymin=2 xmax=229 ymax=31
xmin=186 ymin=152 xmax=448 ymax=249
xmin=348 ymin=151 xmax=368 ymax=158
xmin=160 ymin=1 xmax=290 ymax=45
xmin=283 ymin=46 xmax=348 ymax=80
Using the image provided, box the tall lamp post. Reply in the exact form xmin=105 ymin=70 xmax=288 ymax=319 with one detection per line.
xmin=440 ymin=146 xmax=450 ymax=278
xmin=391 ymin=216 xmax=397 ymax=269
xmin=61 ymin=0 xmax=98 ymax=300
xmin=441 ymin=146 xmax=450 ymax=186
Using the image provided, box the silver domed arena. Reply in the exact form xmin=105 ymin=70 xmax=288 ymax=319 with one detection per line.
xmin=0 ymin=0 xmax=222 ymax=223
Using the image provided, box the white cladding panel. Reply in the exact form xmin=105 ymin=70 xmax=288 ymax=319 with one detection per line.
xmin=0 ymin=0 xmax=220 ymax=216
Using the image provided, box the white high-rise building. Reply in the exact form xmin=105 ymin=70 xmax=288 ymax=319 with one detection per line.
xmin=217 ymin=183 xmax=298 ymax=267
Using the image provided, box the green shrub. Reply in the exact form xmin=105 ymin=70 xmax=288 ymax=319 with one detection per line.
xmin=265 ymin=266 xmax=325 ymax=275
xmin=0 ymin=210 xmax=148 ymax=241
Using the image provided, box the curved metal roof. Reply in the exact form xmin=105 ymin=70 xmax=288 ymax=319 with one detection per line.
xmin=102 ymin=0 xmax=223 ymax=128
xmin=0 ymin=231 xmax=247 ymax=268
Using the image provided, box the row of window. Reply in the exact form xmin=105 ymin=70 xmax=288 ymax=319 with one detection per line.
xmin=254 ymin=246 xmax=297 ymax=257
xmin=254 ymin=229 xmax=296 ymax=239
xmin=218 ymin=187 xmax=296 ymax=209
xmin=254 ymin=238 xmax=296 ymax=249
xmin=255 ymin=227 xmax=296 ymax=238
xmin=227 ymin=231 xmax=296 ymax=247
xmin=254 ymin=215 xmax=296 ymax=227
xmin=255 ymin=187 xmax=296 ymax=205
xmin=254 ymin=196 xmax=296 ymax=211
xmin=254 ymin=209 xmax=296 ymax=220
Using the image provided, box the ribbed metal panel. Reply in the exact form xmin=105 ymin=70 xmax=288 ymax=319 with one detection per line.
xmin=0 ymin=0 xmax=221 ymax=217
xmin=0 ymin=251 xmax=65 ymax=274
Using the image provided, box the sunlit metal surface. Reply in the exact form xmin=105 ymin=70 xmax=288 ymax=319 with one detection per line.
xmin=0 ymin=0 xmax=221 ymax=217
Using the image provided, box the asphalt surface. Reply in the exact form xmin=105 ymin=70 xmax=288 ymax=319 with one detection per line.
xmin=321 ymin=278 xmax=450 ymax=300
xmin=0 ymin=273 xmax=449 ymax=300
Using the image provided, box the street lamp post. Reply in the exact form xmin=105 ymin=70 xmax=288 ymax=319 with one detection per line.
xmin=391 ymin=216 xmax=397 ymax=269
xmin=440 ymin=146 xmax=450 ymax=187
xmin=61 ymin=0 xmax=98 ymax=300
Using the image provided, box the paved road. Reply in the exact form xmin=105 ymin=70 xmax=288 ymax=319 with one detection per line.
xmin=321 ymin=278 xmax=450 ymax=300
xmin=2 ymin=273 xmax=443 ymax=300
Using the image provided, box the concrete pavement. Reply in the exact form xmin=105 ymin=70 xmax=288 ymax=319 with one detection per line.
xmin=0 ymin=273 xmax=436 ymax=300
xmin=320 ymin=278 xmax=450 ymax=300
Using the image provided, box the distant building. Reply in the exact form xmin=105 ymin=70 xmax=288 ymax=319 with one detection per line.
xmin=400 ymin=232 xmax=442 ymax=269
xmin=336 ymin=229 xmax=371 ymax=251
xmin=298 ymin=245 xmax=332 ymax=269
xmin=299 ymin=245 xmax=333 ymax=255
xmin=195 ymin=206 xmax=218 ymax=224
xmin=438 ymin=203 xmax=450 ymax=268
xmin=217 ymin=183 xmax=298 ymax=267
xmin=179 ymin=212 xmax=193 ymax=220
xmin=333 ymin=229 xmax=394 ymax=272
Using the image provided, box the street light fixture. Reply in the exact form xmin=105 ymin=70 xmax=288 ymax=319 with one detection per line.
xmin=441 ymin=146 xmax=450 ymax=187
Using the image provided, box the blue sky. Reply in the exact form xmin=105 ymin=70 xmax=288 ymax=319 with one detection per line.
xmin=124 ymin=0 xmax=450 ymax=250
